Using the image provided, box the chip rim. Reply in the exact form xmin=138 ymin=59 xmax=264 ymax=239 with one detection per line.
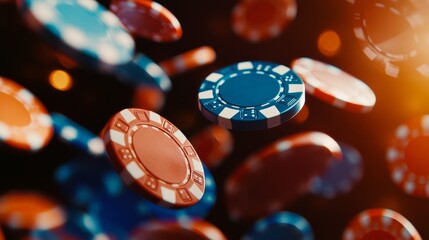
xmin=343 ymin=208 xmax=422 ymax=240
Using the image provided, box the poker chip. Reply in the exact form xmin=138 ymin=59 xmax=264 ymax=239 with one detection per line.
xmin=310 ymin=142 xmax=363 ymax=199
xmin=132 ymin=86 xmax=166 ymax=112
xmin=89 ymin=186 xmax=153 ymax=239
xmin=130 ymin=219 xmax=227 ymax=240
xmin=0 ymin=191 xmax=66 ymax=230
xmin=103 ymin=108 xmax=205 ymax=208
xmin=291 ymin=58 xmax=376 ymax=113
xmin=18 ymin=0 xmax=135 ymax=70
xmin=198 ymin=61 xmax=305 ymax=130
xmin=159 ymin=46 xmax=217 ymax=76
xmin=51 ymin=113 xmax=105 ymax=157
xmin=55 ymin=155 xmax=123 ymax=207
xmin=243 ymin=212 xmax=314 ymax=240
xmin=29 ymin=208 xmax=111 ymax=240
xmin=145 ymin=164 xmax=216 ymax=220
xmin=116 ymin=53 xmax=172 ymax=92
xmin=352 ymin=0 xmax=429 ymax=78
xmin=225 ymin=131 xmax=341 ymax=220
xmin=190 ymin=125 xmax=234 ymax=168
xmin=386 ymin=115 xmax=429 ymax=197
xmin=231 ymin=0 xmax=297 ymax=42
xmin=0 ymin=77 xmax=53 ymax=151
xmin=110 ymin=0 xmax=182 ymax=42
xmin=343 ymin=208 xmax=422 ymax=240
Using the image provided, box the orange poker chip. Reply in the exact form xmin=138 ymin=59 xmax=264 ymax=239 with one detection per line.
xmin=231 ymin=0 xmax=297 ymax=42
xmin=190 ymin=125 xmax=233 ymax=168
xmin=343 ymin=208 xmax=422 ymax=240
xmin=111 ymin=0 xmax=182 ymax=42
xmin=130 ymin=219 xmax=227 ymax=240
xmin=386 ymin=115 xmax=429 ymax=198
xmin=159 ymin=46 xmax=217 ymax=77
xmin=0 ymin=191 xmax=66 ymax=230
xmin=103 ymin=108 xmax=205 ymax=208
xmin=0 ymin=77 xmax=53 ymax=151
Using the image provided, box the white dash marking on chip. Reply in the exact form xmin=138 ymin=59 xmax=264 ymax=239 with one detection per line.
xmin=237 ymin=61 xmax=253 ymax=70
xmin=120 ymin=109 xmax=136 ymax=123
xmin=126 ymin=161 xmax=145 ymax=179
xmin=161 ymin=186 xmax=176 ymax=204
xmin=110 ymin=129 xmax=126 ymax=147
xmin=205 ymin=73 xmax=223 ymax=83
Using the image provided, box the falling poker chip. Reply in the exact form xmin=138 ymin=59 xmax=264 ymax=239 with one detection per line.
xmin=231 ymin=0 xmax=297 ymax=42
xmin=129 ymin=219 xmax=227 ymax=240
xmin=0 ymin=191 xmax=66 ymax=230
xmin=352 ymin=0 xmax=429 ymax=78
xmin=159 ymin=46 xmax=217 ymax=77
xmin=116 ymin=53 xmax=172 ymax=92
xmin=0 ymin=77 xmax=53 ymax=151
xmin=55 ymin=155 xmax=123 ymax=208
xmin=103 ymin=108 xmax=205 ymax=208
xmin=225 ymin=131 xmax=341 ymax=220
xmin=18 ymin=0 xmax=135 ymax=71
xmin=243 ymin=212 xmax=314 ymax=240
xmin=386 ymin=115 xmax=429 ymax=198
xmin=50 ymin=113 xmax=105 ymax=157
xmin=310 ymin=142 xmax=363 ymax=199
xmin=343 ymin=208 xmax=422 ymax=240
xmin=110 ymin=0 xmax=182 ymax=42
xmin=291 ymin=58 xmax=376 ymax=113
xmin=190 ymin=125 xmax=234 ymax=168
xmin=198 ymin=61 xmax=305 ymax=130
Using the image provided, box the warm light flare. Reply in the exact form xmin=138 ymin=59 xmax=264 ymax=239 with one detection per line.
xmin=317 ymin=30 xmax=341 ymax=57
xmin=49 ymin=70 xmax=73 ymax=91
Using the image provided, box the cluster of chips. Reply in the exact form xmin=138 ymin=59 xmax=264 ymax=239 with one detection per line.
xmin=0 ymin=0 xmax=428 ymax=238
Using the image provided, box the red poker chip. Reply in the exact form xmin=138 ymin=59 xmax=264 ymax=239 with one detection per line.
xmin=0 ymin=191 xmax=66 ymax=230
xmin=130 ymin=219 xmax=227 ymax=240
xmin=111 ymin=0 xmax=182 ymax=42
xmin=190 ymin=125 xmax=234 ymax=168
xmin=159 ymin=46 xmax=217 ymax=77
xmin=231 ymin=0 xmax=297 ymax=42
xmin=291 ymin=58 xmax=376 ymax=113
xmin=343 ymin=208 xmax=422 ymax=240
xmin=386 ymin=115 xmax=429 ymax=197
xmin=225 ymin=131 xmax=341 ymax=220
xmin=103 ymin=108 xmax=205 ymax=208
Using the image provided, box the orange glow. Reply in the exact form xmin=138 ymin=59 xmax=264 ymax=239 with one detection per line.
xmin=292 ymin=104 xmax=309 ymax=124
xmin=49 ymin=70 xmax=73 ymax=91
xmin=318 ymin=30 xmax=341 ymax=57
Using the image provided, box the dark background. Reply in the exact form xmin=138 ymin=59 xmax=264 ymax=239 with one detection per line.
xmin=1 ymin=0 xmax=429 ymax=239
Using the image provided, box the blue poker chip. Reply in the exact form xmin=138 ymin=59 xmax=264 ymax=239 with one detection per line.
xmin=116 ymin=53 xmax=172 ymax=92
xmin=145 ymin=164 xmax=216 ymax=220
xmin=51 ymin=113 xmax=105 ymax=157
xmin=198 ymin=61 xmax=305 ymax=130
xmin=18 ymin=0 xmax=135 ymax=71
xmin=55 ymin=155 xmax=123 ymax=207
xmin=309 ymin=142 xmax=363 ymax=198
xmin=243 ymin=212 xmax=314 ymax=240
xmin=89 ymin=185 xmax=153 ymax=239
